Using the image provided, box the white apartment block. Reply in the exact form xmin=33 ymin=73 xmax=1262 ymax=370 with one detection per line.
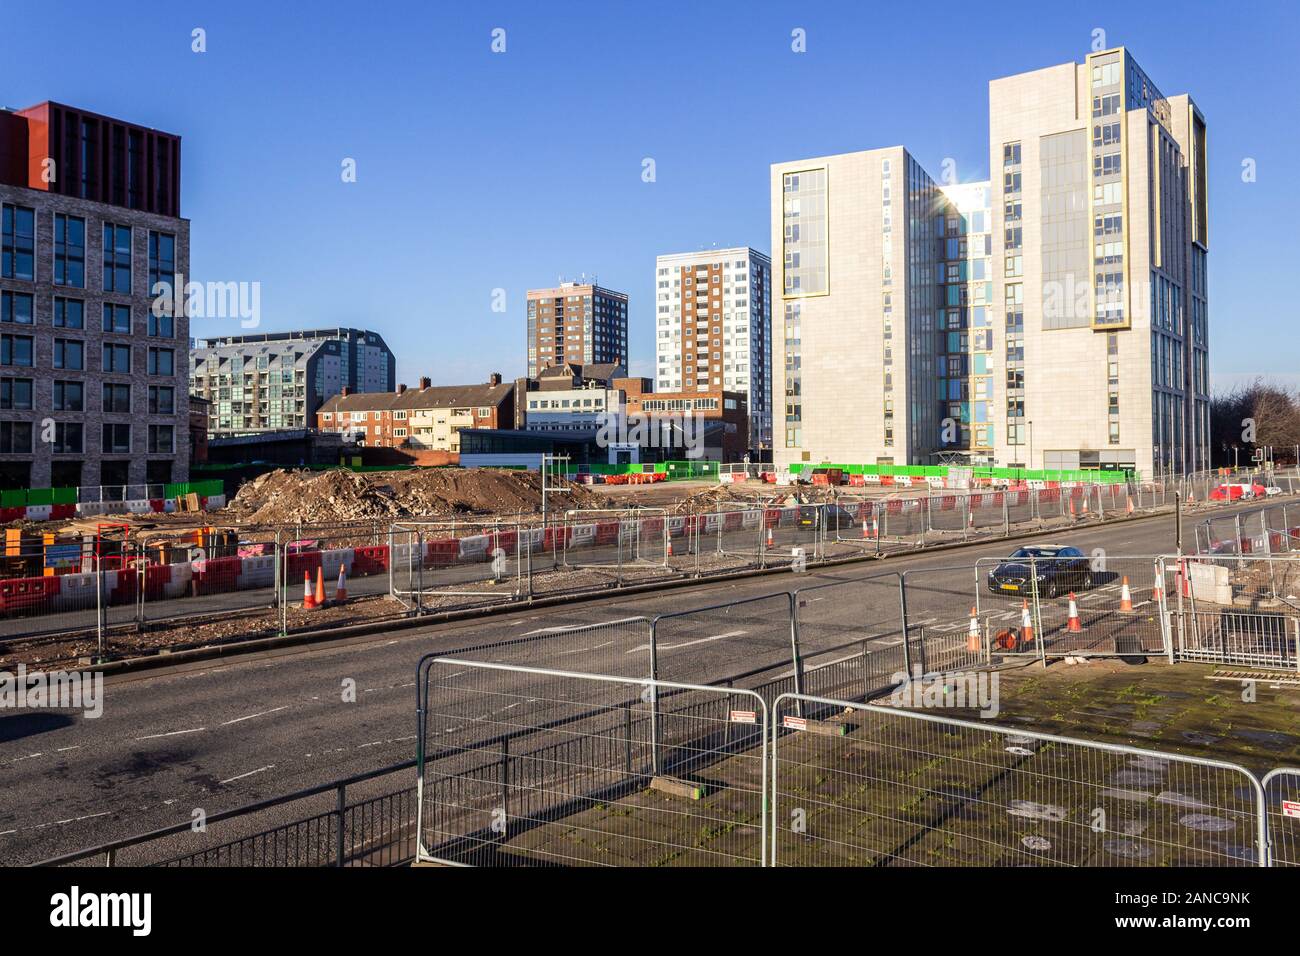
xmin=654 ymin=248 xmax=772 ymax=452
xmin=771 ymin=48 xmax=1209 ymax=479
xmin=770 ymin=149 xmax=943 ymax=471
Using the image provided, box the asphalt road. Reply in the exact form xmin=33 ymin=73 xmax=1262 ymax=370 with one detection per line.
xmin=0 ymin=502 xmax=1241 ymax=864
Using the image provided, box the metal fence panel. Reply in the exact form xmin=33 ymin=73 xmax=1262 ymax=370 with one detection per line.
xmin=1263 ymin=768 xmax=1300 ymax=867
xmin=652 ymin=592 xmax=797 ymax=694
xmin=416 ymin=659 xmax=768 ymax=867
xmin=772 ymin=693 xmax=1266 ymax=867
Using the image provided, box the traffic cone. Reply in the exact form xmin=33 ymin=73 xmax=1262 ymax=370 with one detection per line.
xmin=1187 ymin=488 xmax=1195 ymax=504
xmin=335 ymin=563 xmax=347 ymax=603
xmin=1068 ymin=498 xmax=1076 ymax=518
xmin=314 ymin=566 xmax=326 ymax=609
xmin=1067 ymin=593 xmax=1083 ymax=632
xmin=967 ymin=606 xmax=981 ymax=653
xmin=666 ymin=537 xmax=674 ymax=557
xmin=1020 ymin=599 xmax=1034 ymax=645
xmin=1151 ymin=573 xmax=1163 ymax=604
xmin=1120 ymin=576 xmax=1133 ymax=612
xmin=766 ymin=526 xmax=774 ymax=548
xmin=302 ymin=569 xmax=316 ymax=610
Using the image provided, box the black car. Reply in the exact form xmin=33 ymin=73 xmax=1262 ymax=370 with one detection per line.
xmin=986 ymin=545 xmax=1092 ymax=598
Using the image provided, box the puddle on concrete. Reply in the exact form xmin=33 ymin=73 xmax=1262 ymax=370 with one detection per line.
xmin=1104 ymin=839 xmax=1153 ymax=860
xmin=1179 ymin=813 xmax=1235 ymax=832
xmin=1008 ymin=800 xmax=1068 ymax=822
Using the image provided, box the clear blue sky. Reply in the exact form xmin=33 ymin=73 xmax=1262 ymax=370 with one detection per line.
xmin=3 ymin=0 xmax=1295 ymax=391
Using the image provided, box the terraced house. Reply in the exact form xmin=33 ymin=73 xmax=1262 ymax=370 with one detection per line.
xmin=315 ymin=374 xmax=515 ymax=464
xmin=0 ymin=101 xmax=189 ymax=490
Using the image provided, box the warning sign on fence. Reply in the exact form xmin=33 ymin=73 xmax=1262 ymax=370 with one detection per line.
xmin=728 ymin=710 xmax=757 ymax=724
xmin=782 ymin=715 xmax=807 ymax=731
xmin=1283 ymin=800 xmax=1300 ymax=819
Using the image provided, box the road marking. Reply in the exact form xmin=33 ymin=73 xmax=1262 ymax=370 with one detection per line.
xmin=627 ymin=629 xmax=748 ymax=653
xmin=219 ymin=765 xmax=275 ymax=785
xmin=220 ymin=705 xmax=289 ymax=726
xmin=135 ymin=727 xmax=205 ymax=741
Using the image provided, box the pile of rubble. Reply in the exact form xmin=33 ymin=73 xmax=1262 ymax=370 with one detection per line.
xmin=225 ymin=468 xmax=610 ymax=525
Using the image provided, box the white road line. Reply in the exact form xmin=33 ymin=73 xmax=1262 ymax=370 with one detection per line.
xmin=627 ymin=629 xmax=748 ymax=653
xmin=219 ymin=705 xmax=289 ymax=726
xmin=219 ymin=765 xmax=275 ymax=785
xmin=134 ymin=727 xmax=205 ymax=741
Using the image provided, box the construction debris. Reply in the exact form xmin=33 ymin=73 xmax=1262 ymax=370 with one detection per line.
xmin=223 ymin=468 xmax=610 ymax=525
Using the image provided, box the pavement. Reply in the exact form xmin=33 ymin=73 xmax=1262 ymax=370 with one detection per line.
xmin=0 ymin=501 xmax=1253 ymax=864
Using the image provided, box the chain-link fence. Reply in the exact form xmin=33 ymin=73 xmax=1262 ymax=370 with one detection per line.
xmin=771 ymin=692 xmax=1267 ymax=866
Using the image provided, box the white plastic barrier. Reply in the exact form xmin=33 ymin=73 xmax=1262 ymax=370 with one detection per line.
xmin=165 ymin=562 xmax=192 ymax=598
xmin=123 ymin=499 xmax=153 ymax=514
xmin=51 ymin=571 xmax=96 ymax=612
xmin=742 ymin=509 xmax=762 ymax=528
xmin=569 ymin=523 xmax=597 ymax=547
xmin=239 ymin=554 xmax=277 ymax=589
xmin=24 ymin=504 xmax=52 ymax=522
xmin=458 ymin=535 xmax=490 ymax=561
xmin=667 ymin=516 xmax=685 ymax=538
xmin=320 ymin=548 xmax=354 ymax=582
xmin=206 ymin=495 xmax=227 ymax=509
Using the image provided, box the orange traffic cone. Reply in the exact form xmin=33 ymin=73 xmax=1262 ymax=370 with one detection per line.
xmin=766 ymin=526 xmax=774 ymax=548
xmin=1067 ymin=593 xmax=1083 ymax=632
xmin=1068 ymin=498 xmax=1076 ymax=518
xmin=1151 ymin=573 xmax=1164 ymax=604
xmin=967 ymin=606 xmax=981 ymax=653
xmin=1187 ymin=488 xmax=1196 ymax=504
xmin=314 ymin=566 xmax=326 ymax=609
xmin=1020 ymin=599 xmax=1034 ymax=645
xmin=865 ymin=516 xmax=878 ymax=539
xmin=1120 ymin=576 xmax=1133 ymax=612
xmin=335 ymin=563 xmax=348 ymax=603
xmin=666 ymin=537 xmax=674 ymax=557
xmin=302 ymin=569 xmax=316 ymax=610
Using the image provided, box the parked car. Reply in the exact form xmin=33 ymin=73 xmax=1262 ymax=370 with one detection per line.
xmin=986 ymin=545 xmax=1092 ymax=598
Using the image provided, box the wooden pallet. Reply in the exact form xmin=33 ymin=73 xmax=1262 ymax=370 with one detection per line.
xmin=1206 ymin=667 xmax=1300 ymax=687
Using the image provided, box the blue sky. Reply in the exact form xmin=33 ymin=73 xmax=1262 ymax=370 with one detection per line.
xmin=3 ymin=0 xmax=1296 ymax=391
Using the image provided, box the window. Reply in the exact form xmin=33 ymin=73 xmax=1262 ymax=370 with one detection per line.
xmin=148 ymin=385 xmax=174 ymax=414
xmin=147 ymin=231 xmax=175 ymax=295
xmin=1 ymin=291 xmax=33 ymax=325
xmin=148 ymin=309 xmax=174 ymax=337
xmin=53 ymin=338 xmax=84 ymax=370
xmin=54 ymin=214 xmax=85 ymax=287
xmin=53 ymin=380 xmax=84 ymax=412
xmin=103 ymin=383 xmax=131 ymax=413
xmin=102 ymin=223 xmax=132 ymax=292
xmin=102 ymin=303 xmax=131 ymax=333
xmin=53 ymin=422 xmax=83 ymax=454
xmin=147 ymin=424 xmax=174 ymax=454
xmin=148 ymin=347 xmax=174 ymax=375
xmin=54 ymin=297 xmax=84 ymax=329
xmin=0 ymin=420 xmax=33 ymax=453
xmin=1 ymin=334 xmax=33 ymax=367
xmin=1 ymin=204 xmax=35 ymax=279
xmin=103 ymin=343 xmax=131 ymax=373
xmin=0 ymin=377 xmax=33 ymax=410
xmin=102 ymin=423 xmax=131 ymax=454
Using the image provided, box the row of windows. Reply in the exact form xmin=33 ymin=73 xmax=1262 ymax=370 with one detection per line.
xmin=0 ymin=420 xmax=174 ymax=455
xmin=0 ymin=292 xmax=174 ymax=336
xmin=1 ymin=203 xmax=176 ymax=295
xmin=0 ymin=334 xmax=174 ymax=373
xmin=0 ymin=377 xmax=175 ymax=413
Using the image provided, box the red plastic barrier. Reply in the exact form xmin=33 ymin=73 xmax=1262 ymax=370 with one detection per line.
xmin=543 ymin=526 xmax=570 ymax=550
xmin=49 ymin=504 xmax=77 ymax=520
xmin=722 ymin=512 xmax=743 ymax=531
xmin=763 ymin=508 xmax=781 ymax=528
xmin=192 ymin=556 xmax=242 ymax=596
xmin=0 ymin=506 xmax=25 ymax=523
xmin=427 ymin=539 xmax=458 ymax=567
xmin=352 ymin=545 xmax=390 ymax=576
xmin=594 ymin=521 xmax=619 ymax=545
xmin=489 ymin=530 xmax=518 ymax=555
xmin=284 ymin=550 xmax=323 ymax=582
xmin=0 ymin=576 xmax=61 ymax=615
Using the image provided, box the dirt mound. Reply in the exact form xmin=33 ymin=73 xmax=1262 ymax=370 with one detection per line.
xmin=225 ymin=468 xmax=609 ymax=526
